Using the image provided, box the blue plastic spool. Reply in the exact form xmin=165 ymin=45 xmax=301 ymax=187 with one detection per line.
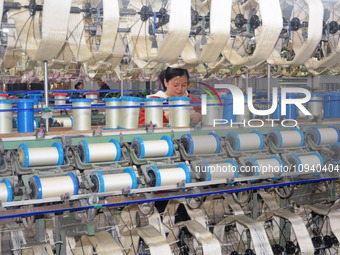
xmin=244 ymin=157 xmax=260 ymax=180
xmin=226 ymin=131 xmax=263 ymax=151
xmin=17 ymin=143 xmax=30 ymax=168
xmin=1 ymin=178 xmax=12 ymax=202
xmin=147 ymin=163 xmax=191 ymax=187
xmin=180 ymin=133 xmax=220 ymax=155
xmin=287 ymin=153 xmax=321 ymax=176
xmin=180 ymin=134 xmax=194 ymax=155
xmin=132 ymin=136 xmax=173 ymax=159
xmin=292 ymin=128 xmax=305 ymax=147
xmin=30 ymin=172 xmax=78 ymax=199
xmin=268 ymin=128 xmax=304 ymax=148
xmin=310 ymin=152 xmax=324 ymax=169
xmin=16 ymin=99 xmax=36 ymax=133
xmin=91 ymin=169 xmax=137 ymax=193
xmin=79 ymin=139 xmax=121 ymax=164
xmin=306 ymin=126 xmax=340 ymax=145
xmin=245 ymin=156 xmax=284 ymax=180
xmin=221 ymin=94 xmax=236 ymax=123
xmin=53 ymin=142 xmax=64 ymax=165
xmin=205 ymin=159 xmax=239 ymax=182
xmin=18 ymin=142 xmax=64 ymax=168
xmin=330 ymin=92 xmax=340 ymax=118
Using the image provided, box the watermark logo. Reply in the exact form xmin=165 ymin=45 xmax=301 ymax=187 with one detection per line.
xmin=198 ymin=83 xmax=223 ymax=115
xmin=200 ymin=84 xmax=312 ymax=117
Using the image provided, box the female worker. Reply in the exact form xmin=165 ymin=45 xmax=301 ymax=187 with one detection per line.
xmin=139 ymin=67 xmax=201 ymax=125
xmin=72 ymin=82 xmax=85 ymax=98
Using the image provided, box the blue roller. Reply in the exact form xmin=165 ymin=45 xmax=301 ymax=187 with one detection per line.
xmin=328 ymin=126 xmax=340 ymax=142
xmin=251 ymin=130 xmax=264 ymax=150
xmin=66 ymin=172 xmax=79 ymax=195
xmin=209 ymin=132 xmax=221 ymax=153
xmin=269 ymin=156 xmax=284 ymax=180
xmin=305 ymin=127 xmax=322 ymax=145
xmin=30 ymin=175 xmax=43 ymax=199
xmin=161 ymin=135 xmax=174 ymax=157
xmin=18 ymin=143 xmax=29 ymax=168
xmin=292 ymin=128 xmax=305 ymax=147
xmin=78 ymin=140 xmax=90 ymax=163
xmin=147 ymin=166 xmax=161 ymax=187
xmin=225 ymin=131 xmax=241 ymax=151
xmin=91 ymin=171 xmax=105 ymax=193
xmin=287 ymin=154 xmax=303 ymax=173
xmin=310 ymin=152 xmax=324 ymax=168
xmin=124 ymin=168 xmax=138 ymax=190
xmin=52 ymin=142 xmax=64 ymax=165
xmin=1 ymin=178 xmax=12 ymax=202
xmin=132 ymin=137 xmax=145 ymax=159
xmin=109 ymin=138 xmax=122 ymax=161
xmin=177 ymin=163 xmax=191 ymax=184
xmin=244 ymin=157 xmax=260 ymax=177
xmin=180 ymin=134 xmax=194 ymax=155
xmin=225 ymin=159 xmax=239 ymax=178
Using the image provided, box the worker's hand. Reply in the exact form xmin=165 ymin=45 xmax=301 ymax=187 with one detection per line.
xmin=190 ymin=112 xmax=202 ymax=124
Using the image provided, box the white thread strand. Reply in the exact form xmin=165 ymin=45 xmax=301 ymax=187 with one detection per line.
xmin=38 ymin=176 xmax=75 ymax=199
xmin=119 ymin=100 xmax=142 ymax=129
xmin=0 ymin=102 xmax=12 ymax=134
xmin=192 ymin=135 xmax=218 ymax=154
xmin=145 ymin=100 xmax=163 ymax=128
xmin=72 ymin=101 xmax=92 ymax=131
xmin=143 ymin=140 xmax=169 ymax=158
xmin=105 ymin=100 xmax=120 ymax=129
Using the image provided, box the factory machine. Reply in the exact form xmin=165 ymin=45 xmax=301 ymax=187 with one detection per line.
xmin=1 ymin=0 xmax=340 ymax=254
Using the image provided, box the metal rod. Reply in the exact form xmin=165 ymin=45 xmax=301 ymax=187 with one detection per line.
xmin=267 ymin=64 xmax=271 ymax=105
xmin=43 ymin=60 xmax=49 ymax=132
xmin=246 ymin=68 xmax=249 ymax=92
xmin=120 ymin=65 xmax=124 ymax=97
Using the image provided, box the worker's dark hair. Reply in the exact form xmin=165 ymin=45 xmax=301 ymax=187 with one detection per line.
xmin=164 ymin=67 xmax=189 ymax=83
xmin=74 ymin=82 xmax=83 ymax=90
xmin=160 ymin=67 xmax=189 ymax=91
